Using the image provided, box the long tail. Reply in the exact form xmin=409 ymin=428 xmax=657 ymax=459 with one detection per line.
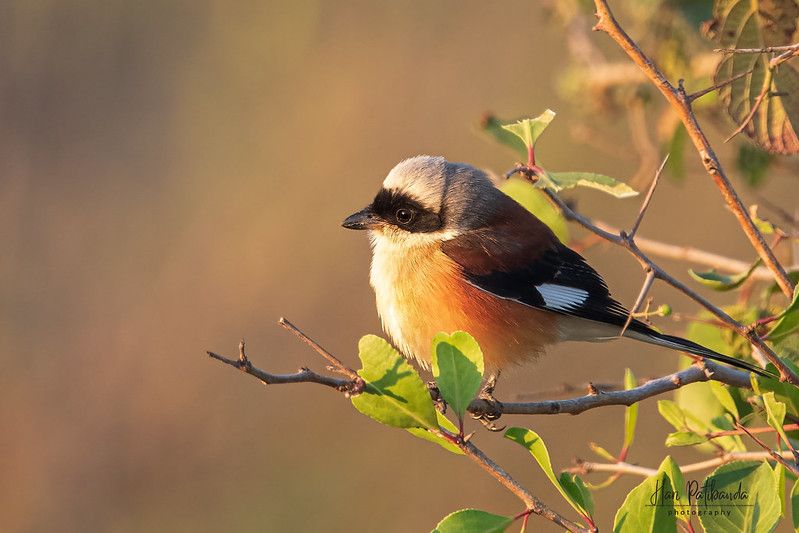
xmin=625 ymin=326 xmax=775 ymax=378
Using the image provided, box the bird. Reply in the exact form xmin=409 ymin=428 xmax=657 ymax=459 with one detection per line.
xmin=342 ymin=155 xmax=769 ymax=378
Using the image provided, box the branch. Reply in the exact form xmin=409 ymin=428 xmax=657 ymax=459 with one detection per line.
xmin=208 ymin=324 xmax=589 ymax=533
xmin=570 ymin=450 xmax=799 ymax=478
xmin=207 ymin=339 xmax=356 ymax=392
xmin=591 ymin=221 xmax=779 ymax=280
xmin=451 ymin=435 xmax=590 ymax=532
xmin=592 ymin=0 xmax=795 ymax=299
xmin=715 ymin=43 xmax=799 ymax=55
xmin=467 ymin=360 xmax=751 ymax=418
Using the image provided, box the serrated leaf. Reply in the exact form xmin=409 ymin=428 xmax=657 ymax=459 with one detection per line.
xmin=711 ymin=0 xmax=799 ymax=154
xmin=432 ymin=332 xmax=484 ymax=421
xmin=433 ymin=509 xmax=513 ymax=533
xmin=500 ymin=109 xmax=556 ymax=155
xmin=698 ymin=461 xmax=781 ymax=533
xmin=548 ymin=171 xmax=639 ymax=198
xmin=688 ymin=258 xmax=762 ymax=291
xmin=613 ymin=458 xmax=677 ymax=533
xmin=658 ymin=400 xmax=687 ymax=430
xmin=666 ymin=430 xmax=707 ymax=447
xmin=505 ymin=427 xmax=589 ymax=517
xmin=499 ymin=178 xmax=569 ymax=243
xmin=407 ymin=411 xmax=464 ymax=455
xmin=624 ymin=368 xmax=638 ymax=450
xmin=350 ymin=335 xmax=437 ymax=429
xmin=769 ymin=285 xmax=799 ymax=341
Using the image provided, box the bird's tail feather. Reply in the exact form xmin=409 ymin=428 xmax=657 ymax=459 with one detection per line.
xmin=625 ymin=328 xmax=775 ymax=378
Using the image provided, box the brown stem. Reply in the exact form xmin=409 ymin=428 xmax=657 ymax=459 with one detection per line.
xmin=592 ymin=0 xmax=795 ymax=298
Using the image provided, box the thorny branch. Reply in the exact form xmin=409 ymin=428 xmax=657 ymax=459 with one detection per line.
xmin=592 ymin=0 xmax=796 ymax=299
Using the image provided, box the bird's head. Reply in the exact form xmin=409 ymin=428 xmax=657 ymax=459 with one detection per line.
xmin=342 ymin=155 xmax=503 ymax=247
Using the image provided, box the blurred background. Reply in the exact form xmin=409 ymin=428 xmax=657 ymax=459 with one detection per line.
xmin=1 ymin=1 xmax=797 ymax=531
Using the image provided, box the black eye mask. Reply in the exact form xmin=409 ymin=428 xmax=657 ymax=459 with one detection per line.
xmin=371 ymin=189 xmax=444 ymax=233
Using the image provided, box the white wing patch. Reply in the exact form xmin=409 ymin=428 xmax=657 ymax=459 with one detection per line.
xmin=536 ymin=284 xmax=589 ymax=311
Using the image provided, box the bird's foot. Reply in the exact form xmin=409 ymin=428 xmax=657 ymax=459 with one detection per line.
xmin=427 ymin=381 xmax=447 ymax=414
xmin=472 ymin=372 xmax=505 ymax=432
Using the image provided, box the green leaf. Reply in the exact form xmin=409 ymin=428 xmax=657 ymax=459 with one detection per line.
xmin=737 ymin=145 xmax=773 ymax=188
xmin=698 ymin=461 xmax=781 ymax=533
xmin=763 ymin=391 xmax=792 ymax=447
xmin=613 ymin=457 xmax=678 ymax=533
xmin=433 ymin=509 xmax=513 ymax=533
xmin=774 ymin=463 xmax=786 ymax=514
xmin=479 ymin=114 xmax=527 ymax=159
xmin=752 ymin=358 xmax=799 ymax=417
xmin=505 ymin=427 xmax=589 ymax=517
xmin=711 ymin=0 xmax=799 ymax=154
xmin=431 ymin=332 xmax=484 ymax=421
xmin=688 ymin=258 xmax=762 ymax=291
xmin=500 ymin=109 xmax=556 ymax=155
xmin=658 ymin=400 xmax=687 ymax=430
xmin=499 ymin=178 xmax=569 ymax=242
xmin=406 ymin=411 xmax=464 ymax=455
xmin=660 ymin=456 xmax=690 ymax=522
xmin=710 ymin=380 xmax=740 ymax=419
xmin=624 ymin=368 xmax=638 ymax=450
xmin=350 ymin=335 xmax=437 ymax=429
xmin=749 ymin=204 xmax=776 ymax=234
xmin=665 ymin=430 xmax=707 ymax=447
xmin=547 ymin=171 xmax=639 ymax=198
xmin=769 ymin=285 xmax=799 ymax=341
xmin=559 ymin=472 xmax=595 ymax=517
xmin=791 ymin=478 xmax=799 ymax=531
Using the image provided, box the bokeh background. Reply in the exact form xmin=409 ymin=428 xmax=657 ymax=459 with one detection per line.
xmin=2 ymin=1 xmax=797 ymax=531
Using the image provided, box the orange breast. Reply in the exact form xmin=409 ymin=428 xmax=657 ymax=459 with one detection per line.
xmin=370 ymin=242 xmax=558 ymax=369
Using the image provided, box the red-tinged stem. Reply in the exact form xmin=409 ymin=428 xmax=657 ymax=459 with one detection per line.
xmin=528 ymin=145 xmax=535 ymax=167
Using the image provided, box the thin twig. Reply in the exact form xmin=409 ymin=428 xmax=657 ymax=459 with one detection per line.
xmin=707 ymin=423 xmax=799 ymax=438
xmin=629 ymin=155 xmax=668 ymax=239
xmin=715 ymin=43 xmax=799 ymax=55
xmin=736 ymin=421 xmax=799 ymax=475
xmin=620 ymin=268 xmax=655 ymax=337
xmin=448 ymin=433 xmax=590 ymax=532
xmin=592 ymin=0 xmax=795 ymax=298
xmin=688 ymin=67 xmax=754 ymax=102
xmin=597 ymin=223 xmax=781 ymax=280
xmin=570 ymin=450 xmax=799 ymax=478
xmin=278 ymin=317 xmax=361 ymax=381
xmin=207 ymin=347 xmax=350 ymax=391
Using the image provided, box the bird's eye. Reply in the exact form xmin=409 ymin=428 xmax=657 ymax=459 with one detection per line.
xmin=395 ymin=208 xmax=415 ymax=225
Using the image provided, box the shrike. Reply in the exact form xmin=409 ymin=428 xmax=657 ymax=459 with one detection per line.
xmin=343 ymin=155 xmax=767 ymax=377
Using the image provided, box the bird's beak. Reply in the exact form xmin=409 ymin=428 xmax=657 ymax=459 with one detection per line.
xmin=342 ymin=205 xmax=380 ymax=230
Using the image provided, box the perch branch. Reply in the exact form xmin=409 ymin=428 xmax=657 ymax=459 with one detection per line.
xmin=467 ymin=360 xmax=751 ymax=418
xmin=592 ymin=0 xmax=795 ymax=298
